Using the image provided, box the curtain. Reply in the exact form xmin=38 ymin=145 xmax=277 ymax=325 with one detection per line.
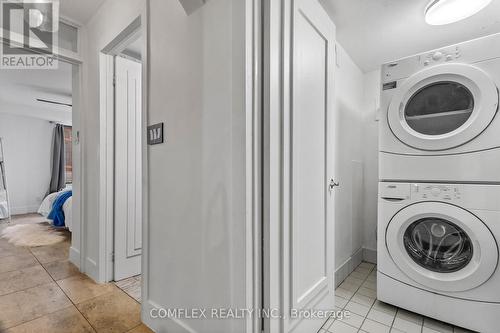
xmin=48 ymin=124 xmax=66 ymax=193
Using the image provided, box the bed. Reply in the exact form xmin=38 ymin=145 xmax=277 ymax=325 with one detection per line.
xmin=38 ymin=188 xmax=73 ymax=232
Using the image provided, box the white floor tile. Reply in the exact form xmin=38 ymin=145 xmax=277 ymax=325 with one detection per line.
xmin=367 ymin=308 xmax=395 ymax=326
xmin=357 ymin=287 xmax=377 ymax=299
xmin=372 ymin=300 xmax=397 ymax=316
xmin=359 ymin=262 xmax=375 ymax=270
xmin=361 ymin=319 xmax=391 ymax=333
xmin=345 ymin=276 xmax=365 ymax=286
xmin=345 ymin=300 xmax=370 ymax=317
xmin=335 ymin=287 xmax=354 ymax=299
xmin=327 ymin=320 xmax=358 ymax=333
xmin=362 ymin=279 xmax=377 ymax=291
xmin=339 ymin=281 xmax=360 ymax=292
xmin=350 ymin=270 xmax=368 ymax=280
xmin=392 ymin=317 xmax=423 ymax=333
xmin=335 ymin=295 xmax=348 ymax=308
xmin=322 ymin=316 xmax=335 ymax=330
xmin=396 ymin=309 xmax=423 ymax=325
xmin=423 ymin=318 xmax=453 ymax=333
xmin=351 ymin=293 xmax=376 ymax=307
xmin=338 ymin=312 xmax=365 ymax=328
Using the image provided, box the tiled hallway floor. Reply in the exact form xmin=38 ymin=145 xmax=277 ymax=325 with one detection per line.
xmin=115 ymin=275 xmax=142 ymax=303
xmin=0 ymin=222 xmax=153 ymax=333
xmin=320 ymin=262 xmax=475 ymax=333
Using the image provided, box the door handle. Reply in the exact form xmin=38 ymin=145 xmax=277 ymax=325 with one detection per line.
xmin=329 ymin=178 xmax=340 ymax=193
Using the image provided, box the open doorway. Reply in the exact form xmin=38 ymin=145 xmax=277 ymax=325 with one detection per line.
xmin=0 ymin=59 xmax=81 ymax=278
xmin=99 ymin=18 xmax=144 ymax=302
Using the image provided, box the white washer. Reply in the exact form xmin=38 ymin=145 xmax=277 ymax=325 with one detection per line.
xmin=380 ymin=33 xmax=500 ymax=183
xmin=378 ymin=182 xmax=500 ymax=333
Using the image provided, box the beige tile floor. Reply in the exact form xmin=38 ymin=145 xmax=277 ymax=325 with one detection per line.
xmin=0 ymin=216 xmax=153 ymax=333
xmin=319 ymin=263 xmax=475 ymax=333
xmin=115 ymin=276 xmax=142 ymax=303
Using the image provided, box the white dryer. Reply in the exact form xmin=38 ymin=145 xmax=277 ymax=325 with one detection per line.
xmin=379 ymin=33 xmax=500 ymax=183
xmin=377 ymin=182 xmax=500 ymax=333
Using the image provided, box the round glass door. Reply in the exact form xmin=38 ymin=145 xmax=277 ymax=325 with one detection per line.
xmin=404 ymin=82 xmax=474 ymax=136
xmin=403 ymin=218 xmax=473 ymax=273
xmin=387 ymin=64 xmax=499 ymax=151
xmin=385 ymin=202 xmax=498 ymax=292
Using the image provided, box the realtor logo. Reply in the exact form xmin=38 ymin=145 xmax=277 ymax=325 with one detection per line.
xmin=1 ymin=0 xmax=59 ymax=69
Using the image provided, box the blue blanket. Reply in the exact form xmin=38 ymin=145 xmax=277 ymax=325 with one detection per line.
xmin=48 ymin=191 xmax=72 ymax=227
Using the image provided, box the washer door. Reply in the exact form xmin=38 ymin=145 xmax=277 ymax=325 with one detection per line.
xmin=386 ymin=202 xmax=498 ymax=292
xmin=388 ymin=63 xmax=499 ymax=151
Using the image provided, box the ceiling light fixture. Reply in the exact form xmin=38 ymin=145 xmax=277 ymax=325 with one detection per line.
xmin=425 ymin=0 xmax=493 ymax=25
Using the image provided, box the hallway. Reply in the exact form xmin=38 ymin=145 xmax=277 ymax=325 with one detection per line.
xmin=0 ymin=232 xmax=151 ymax=333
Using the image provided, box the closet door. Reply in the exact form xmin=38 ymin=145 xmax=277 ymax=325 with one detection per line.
xmin=114 ymin=56 xmax=142 ymax=281
xmin=280 ymin=0 xmax=337 ymax=332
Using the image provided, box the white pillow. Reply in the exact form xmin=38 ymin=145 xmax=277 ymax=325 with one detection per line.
xmin=38 ymin=192 xmax=61 ymax=217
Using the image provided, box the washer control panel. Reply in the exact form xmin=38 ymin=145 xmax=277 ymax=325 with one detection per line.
xmin=411 ymin=184 xmax=462 ymax=202
xmin=422 ymin=47 xmax=461 ymax=66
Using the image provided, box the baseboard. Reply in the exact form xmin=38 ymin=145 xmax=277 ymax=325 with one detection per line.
xmin=335 ymin=248 xmax=363 ymax=287
xmin=85 ymin=257 xmax=99 ymax=282
xmin=142 ymin=300 xmax=197 ymax=333
xmin=11 ymin=206 xmax=40 ymax=215
xmin=363 ymin=247 xmax=377 ymax=264
xmin=335 ymin=247 xmax=378 ymax=287
xmin=69 ymin=247 xmax=81 ymax=269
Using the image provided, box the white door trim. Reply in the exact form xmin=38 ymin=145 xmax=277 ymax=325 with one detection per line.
xmin=98 ymin=11 xmax=148 ymax=283
xmin=1 ymin=28 xmax=85 ymax=273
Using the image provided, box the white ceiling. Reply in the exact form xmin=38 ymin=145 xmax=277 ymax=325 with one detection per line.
xmin=321 ymin=0 xmax=500 ymax=72
xmin=0 ymin=62 xmax=73 ymax=125
xmin=60 ymin=0 xmax=106 ymax=24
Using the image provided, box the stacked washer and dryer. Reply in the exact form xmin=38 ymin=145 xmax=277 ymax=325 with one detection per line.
xmin=378 ymin=33 xmax=500 ymax=333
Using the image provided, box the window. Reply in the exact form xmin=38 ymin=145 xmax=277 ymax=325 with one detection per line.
xmin=63 ymin=126 xmax=73 ymax=184
xmin=58 ymin=21 xmax=79 ymax=53
xmin=404 ymin=82 xmax=474 ymax=135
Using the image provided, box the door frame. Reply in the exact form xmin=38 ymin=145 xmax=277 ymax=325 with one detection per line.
xmin=98 ymin=12 xmax=148 ymax=283
xmin=1 ymin=26 xmax=85 ymax=271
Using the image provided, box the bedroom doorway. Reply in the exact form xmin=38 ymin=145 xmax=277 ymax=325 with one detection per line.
xmin=99 ymin=17 xmax=145 ymax=302
xmin=0 ymin=46 xmax=84 ymax=277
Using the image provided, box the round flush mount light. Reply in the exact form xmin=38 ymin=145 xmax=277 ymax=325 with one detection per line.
xmin=425 ymin=0 xmax=493 ymax=25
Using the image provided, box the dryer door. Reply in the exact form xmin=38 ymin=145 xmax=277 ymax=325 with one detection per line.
xmin=388 ymin=63 xmax=499 ymax=151
xmin=386 ymin=202 xmax=498 ymax=292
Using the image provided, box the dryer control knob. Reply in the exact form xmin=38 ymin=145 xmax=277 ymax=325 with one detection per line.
xmin=432 ymin=52 xmax=443 ymax=61
xmin=431 ymin=187 xmax=441 ymax=196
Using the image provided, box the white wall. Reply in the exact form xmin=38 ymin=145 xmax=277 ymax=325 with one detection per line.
xmin=82 ymin=1 xmax=249 ymax=332
xmin=0 ymin=113 xmax=54 ymax=215
xmin=361 ymin=69 xmax=381 ymax=256
xmin=333 ymin=44 xmax=366 ymax=279
xmin=81 ymin=0 xmax=145 ymax=280
xmin=144 ymin=1 xmax=248 ymax=332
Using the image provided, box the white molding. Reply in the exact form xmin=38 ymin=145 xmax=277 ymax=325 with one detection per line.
xmin=85 ymin=257 xmax=99 ymax=281
xmin=363 ymin=247 xmax=377 ymax=264
xmin=10 ymin=206 xmax=40 ymax=215
xmin=98 ymin=13 xmax=145 ymax=284
xmin=246 ymin=0 xmax=262 ymax=332
xmin=98 ymin=52 xmax=115 ymax=283
xmin=335 ymin=248 xmax=364 ymax=287
xmin=69 ymin=246 xmax=81 ymax=268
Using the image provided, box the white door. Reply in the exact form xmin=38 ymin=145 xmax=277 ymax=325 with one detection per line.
xmin=283 ymin=0 xmax=336 ymax=331
xmin=114 ymin=56 xmax=142 ymax=281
